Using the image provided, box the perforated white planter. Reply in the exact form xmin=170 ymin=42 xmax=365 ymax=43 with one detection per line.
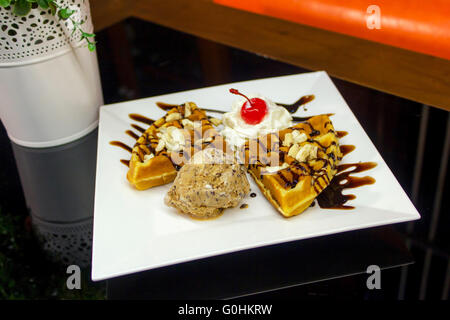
xmin=0 ymin=0 xmax=103 ymax=148
xmin=1 ymin=1 xmax=102 ymax=266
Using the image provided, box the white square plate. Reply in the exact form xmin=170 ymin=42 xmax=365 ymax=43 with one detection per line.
xmin=92 ymin=71 xmax=420 ymax=281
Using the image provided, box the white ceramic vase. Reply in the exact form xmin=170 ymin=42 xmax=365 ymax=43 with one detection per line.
xmin=0 ymin=0 xmax=103 ymax=148
xmin=0 ymin=0 xmax=103 ymax=266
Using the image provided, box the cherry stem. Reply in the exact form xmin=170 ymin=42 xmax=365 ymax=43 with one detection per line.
xmin=229 ymin=88 xmax=252 ymax=106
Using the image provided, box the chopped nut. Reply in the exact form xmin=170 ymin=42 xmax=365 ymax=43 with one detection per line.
xmin=288 ymin=144 xmax=300 ymax=158
xmin=184 ymin=103 xmax=192 ymax=117
xmin=155 ymin=140 xmax=165 ymax=152
xmin=283 ymin=133 xmax=294 ymax=147
xmin=156 ymin=126 xmax=185 ymax=152
xmin=166 ymin=112 xmax=182 ymax=122
xmin=144 ymin=153 xmax=154 ymax=162
xmin=181 ymin=118 xmax=194 ymax=130
xmin=292 ymin=130 xmax=307 ymax=144
xmin=295 ymin=144 xmax=318 ymax=162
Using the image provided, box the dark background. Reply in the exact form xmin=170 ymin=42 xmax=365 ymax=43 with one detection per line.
xmin=0 ymin=18 xmax=448 ymax=299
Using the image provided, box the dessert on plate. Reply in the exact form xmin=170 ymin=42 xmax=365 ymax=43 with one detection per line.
xmin=123 ymin=88 xmax=343 ymax=219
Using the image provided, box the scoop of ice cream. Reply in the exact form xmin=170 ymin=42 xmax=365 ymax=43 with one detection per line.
xmin=165 ymin=148 xmax=250 ymax=219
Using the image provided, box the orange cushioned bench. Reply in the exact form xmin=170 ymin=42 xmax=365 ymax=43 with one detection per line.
xmin=214 ymin=0 xmax=450 ymax=61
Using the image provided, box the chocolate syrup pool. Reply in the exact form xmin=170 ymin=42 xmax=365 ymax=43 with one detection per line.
xmin=317 ymin=161 xmax=377 ymax=209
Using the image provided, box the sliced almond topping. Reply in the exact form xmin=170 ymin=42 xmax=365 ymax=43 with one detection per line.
xmin=156 ymin=126 xmax=186 ymax=152
xmin=295 ymin=144 xmax=318 ymax=162
xmin=283 ymin=133 xmax=294 ymax=147
xmin=184 ymin=103 xmax=192 ymax=118
xmin=166 ymin=112 xmax=182 ymax=122
xmin=143 ymin=153 xmax=154 ymax=162
xmin=288 ymin=144 xmax=300 ymax=158
xmin=292 ymin=130 xmax=307 ymax=144
xmin=155 ymin=140 xmax=165 ymax=152
xmin=181 ymin=118 xmax=194 ymax=130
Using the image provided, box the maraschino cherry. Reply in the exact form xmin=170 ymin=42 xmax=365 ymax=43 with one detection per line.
xmin=229 ymin=88 xmax=268 ymax=125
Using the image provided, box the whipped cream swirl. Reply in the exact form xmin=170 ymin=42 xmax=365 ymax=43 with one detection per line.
xmin=221 ymin=94 xmax=292 ymax=148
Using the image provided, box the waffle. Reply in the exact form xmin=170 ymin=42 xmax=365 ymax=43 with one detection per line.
xmin=127 ymin=102 xmax=225 ymax=190
xmin=241 ymin=115 xmax=342 ymax=217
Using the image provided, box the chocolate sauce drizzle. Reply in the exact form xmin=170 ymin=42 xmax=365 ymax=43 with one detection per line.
xmin=129 ymin=113 xmax=155 ymax=125
xmin=109 ymin=141 xmax=132 ymax=153
xmin=131 ymin=124 xmax=145 ymax=133
xmin=277 ymin=95 xmax=315 ymax=113
xmin=120 ymin=159 xmax=130 ymax=167
xmin=156 ymin=102 xmax=178 ymax=111
xmin=291 ymin=113 xmax=334 ymax=122
xmin=317 ymin=162 xmax=377 ymax=209
xmin=109 ymin=112 xmax=158 ymax=167
xmin=155 ymin=94 xmax=315 ymax=116
xmin=125 ymin=130 xmax=139 ymax=140
xmin=109 ymin=141 xmax=133 ymax=167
